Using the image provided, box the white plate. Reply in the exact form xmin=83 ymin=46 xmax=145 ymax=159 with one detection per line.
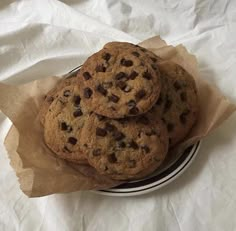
xmin=94 ymin=141 xmax=201 ymax=196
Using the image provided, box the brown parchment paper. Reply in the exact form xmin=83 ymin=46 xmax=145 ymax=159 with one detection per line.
xmin=1 ymin=36 xmax=235 ymax=197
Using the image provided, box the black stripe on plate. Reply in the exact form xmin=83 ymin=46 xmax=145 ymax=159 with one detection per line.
xmin=99 ymin=142 xmax=199 ymax=194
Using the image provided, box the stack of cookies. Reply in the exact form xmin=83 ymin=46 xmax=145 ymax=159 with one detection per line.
xmin=39 ymin=42 xmax=198 ymax=180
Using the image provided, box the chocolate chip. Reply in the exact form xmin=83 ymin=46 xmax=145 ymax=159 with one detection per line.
xmin=128 ymin=160 xmax=136 ymax=168
xmin=84 ymin=88 xmax=93 ymax=98
xmin=156 ymin=94 xmax=163 ymax=105
xmin=60 ymin=122 xmax=72 ymax=132
xmin=108 ymin=153 xmax=117 ymax=163
xmin=102 ymin=53 xmax=111 ymax=61
xmin=135 ymin=89 xmax=146 ymax=100
xmin=93 ymin=149 xmax=102 ymax=156
xmin=105 ymin=122 xmax=116 ymax=132
xmin=167 ymin=123 xmax=174 ymax=132
xmin=96 ymin=84 xmax=107 ymax=96
xmin=96 ymin=127 xmax=107 ymax=137
xmin=120 ymin=58 xmax=133 ymax=67
xmin=96 ymin=114 xmax=105 ymax=121
xmin=141 ymin=145 xmax=150 ymax=153
xmin=113 ymin=131 xmax=125 ymax=141
xmin=174 ymin=81 xmax=181 ymax=90
xmin=137 ymin=116 xmax=149 ymax=125
xmin=108 ymin=94 xmax=120 ymax=103
xmin=128 ymin=140 xmax=139 ymax=149
xmin=47 ymin=96 xmax=54 ymax=103
xmin=115 ymin=72 xmax=127 ymax=80
xmin=129 ymin=71 xmax=138 ymax=80
xmin=73 ymin=109 xmax=83 ymax=117
xmin=116 ymin=81 xmax=131 ymax=92
xmin=95 ymin=65 xmax=106 ymax=72
xmin=151 ymin=57 xmax=157 ymax=63
xmin=61 ymin=122 xmax=68 ymax=131
xmin=63 ymin=90 xmax=71 ymax=97
xmin=169 ymin=138 xmax=172 ymax=145
xmin=83 ymin=72 xmax=92 ymax=80
xmin=180 ymin=92 xmax=187 ymax=102
xmin=142 ymin=71 xmax=152 ymax=80
xmin=68 ymin=137 xmax=77 ymax=145
xmin=102 ymin=82 xmax=113 ymax=89
xmin=63 ymin=146 xmax=72 ymax=153
xmin=179 ymin=109 xmax=190 ymax=124
xmin=73 ymin=95 xmax=81 ymax=106
xmin=127 ymin=100 xmax=136 ymax=108
xmin=116 ymin=81 xmax=126 ymax=90
xmin=129 ymin=107 xmax=139 ymax=115
xmin=132 ymin=51 xmax=140 ymax=57
xmin=117 ymin=141 xmax=126 ymax=148
xmin=164 ymin=96 xmax=172 ymax=113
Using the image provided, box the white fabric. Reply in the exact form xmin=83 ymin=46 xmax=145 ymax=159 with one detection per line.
xmin=0 ymin=0 xmax=236 ymax=230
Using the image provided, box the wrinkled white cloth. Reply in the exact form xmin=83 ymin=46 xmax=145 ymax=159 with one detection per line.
xmin=0 ymin=0 xmax=236 ymax=230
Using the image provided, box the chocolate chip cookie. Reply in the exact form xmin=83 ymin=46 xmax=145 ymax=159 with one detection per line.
xmin=44 ymin=84 xmax=89 ymax=164
xmin=78 ymin=42 xmax=161 ymax=118
xmin=150 ymin=61 xmax=198 ymax=147
xmin=39 ymin=74 xmax=78 ymax=126
xmin=79 ymin=113 xmax=169 ymax=180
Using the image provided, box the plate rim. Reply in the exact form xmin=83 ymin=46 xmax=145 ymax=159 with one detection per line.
xmin=93 ymin=141 xmax=201 ymax=196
